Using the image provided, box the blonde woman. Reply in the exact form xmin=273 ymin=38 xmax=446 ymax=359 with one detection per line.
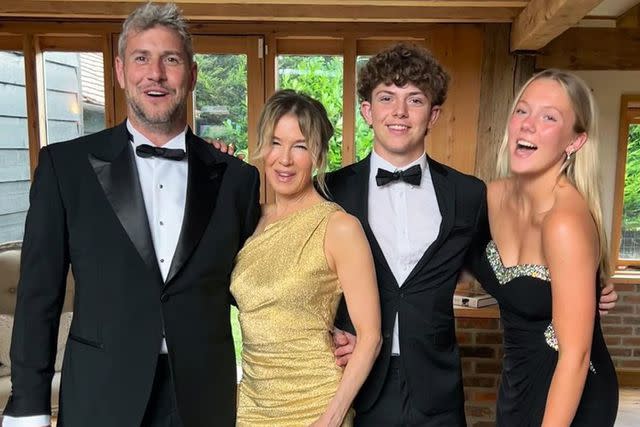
xmin=230 ymin=90 xmax=381 ymax=426
xmin=468 ymin=69 xmax=618 ymax=426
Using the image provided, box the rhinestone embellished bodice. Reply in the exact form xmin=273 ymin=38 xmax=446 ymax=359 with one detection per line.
xmin=466 ymin=239 xmax=618 ymax=426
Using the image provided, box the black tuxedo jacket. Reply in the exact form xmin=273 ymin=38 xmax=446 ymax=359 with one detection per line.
xmin=326 ymin=155 xmax=487 ymax=425
xmin=4 ymin=122 xmax=260 ymax=427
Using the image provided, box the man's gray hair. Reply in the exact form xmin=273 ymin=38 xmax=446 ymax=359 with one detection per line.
xmin=118 ymin=2 xmax=193 ymax=63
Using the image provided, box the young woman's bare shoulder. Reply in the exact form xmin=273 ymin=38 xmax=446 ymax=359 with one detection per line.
xmin=543 ymin=191 xmax=594 ymax=244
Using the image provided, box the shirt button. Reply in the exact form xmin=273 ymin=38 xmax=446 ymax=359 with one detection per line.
xmin=159 ymin=221 xmax=164 ymax=226
xmin=159 ymin=184 xmax=164 ymax=189
xmin=160 ymin=258 xmax=165 ymax=263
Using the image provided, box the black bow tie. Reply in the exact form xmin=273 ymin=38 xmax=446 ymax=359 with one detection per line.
xmin=135 ymin=144 xmax=186 ymax=161
xmin=376 ymin=164 xmax=422 ymax=187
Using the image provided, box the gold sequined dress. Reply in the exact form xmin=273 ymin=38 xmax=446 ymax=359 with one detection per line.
xmin=230 ymin=201 xmax=353 ymax=426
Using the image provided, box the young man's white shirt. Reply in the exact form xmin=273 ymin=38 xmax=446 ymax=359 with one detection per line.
xmin=368 ymin=150 xmax=442 ymax=355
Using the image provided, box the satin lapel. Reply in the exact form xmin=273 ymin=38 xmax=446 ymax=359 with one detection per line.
xmin=88 ymin=124 xmax=160 ymax=279
xmin=404 ymin=157 xmax=455 ymax=285
xmin=165 ymin=132 xmax=226 ymax=285
xmin=347 ymin=156 xmax=396 ymax=286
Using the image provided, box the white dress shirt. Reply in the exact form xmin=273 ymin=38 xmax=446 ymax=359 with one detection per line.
xmin=129 ymin=121 xmax=189 ymax=354
xmin=3 ymin=121 xmax=188 ymax=427
xmin=368 ymin=151 xmax=441 ymax=355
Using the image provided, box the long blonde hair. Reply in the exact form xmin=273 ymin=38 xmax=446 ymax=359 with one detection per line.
xmin=496 ymin=69 xmax=610 ymax=282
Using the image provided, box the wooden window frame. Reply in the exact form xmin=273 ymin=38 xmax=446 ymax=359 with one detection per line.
xmin=189 ymin=35 xmax=266 ymax=201
xmin=15 ymin=33 xmax=115 ymax=175
xmin=611 ymin=94 xmax=640 ymax=275
xmin=1 ymin=20 xmax=483 ymax=196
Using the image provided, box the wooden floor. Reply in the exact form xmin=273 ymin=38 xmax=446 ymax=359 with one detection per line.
xmin=46 ymin=387 xmax=640 ymax=426
xmin=617 ymin=387 xmax=640 ymax=427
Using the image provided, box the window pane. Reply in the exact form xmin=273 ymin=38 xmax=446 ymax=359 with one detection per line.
xmin=193 ymin=54 xmax=248 ymax=158
xmin=277 ymin=55 xmax=343 ymax=171
xmin=0 ymin=51 xmax=29 ymax=244
xmin=43 ymin=52 xmax=106 ymax=144
xmin=620 ymin=123 xmax=640 ymax=260
xmin=355 ymin=55 xmax=374 ymax=161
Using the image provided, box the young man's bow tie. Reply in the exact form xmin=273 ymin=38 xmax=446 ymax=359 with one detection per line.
xmin=375 ymin=164 xmax=422 ymax=186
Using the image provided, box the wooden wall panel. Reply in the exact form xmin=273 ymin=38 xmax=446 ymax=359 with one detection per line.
xmin=427 ymin=24 xmax=484 ymax=175
xmin=475 ymin=23 xmax=535 ymax=181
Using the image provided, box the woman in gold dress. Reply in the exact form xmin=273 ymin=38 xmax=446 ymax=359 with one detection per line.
xmin=230 ymin=90 xmax=381 ymax=426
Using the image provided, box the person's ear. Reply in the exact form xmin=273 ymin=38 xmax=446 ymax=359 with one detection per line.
xmin=115 ymin=56 xmax=126 ymax=89
xmin=567 ymin=132 xmax=588 ymax=155
xmin=360 ymin=101 xmax=373 ymax=127
xmin=427 ymin=105 xmax=441 ymax=131
xmin=189 ymin=61 xmax=198 ymax=92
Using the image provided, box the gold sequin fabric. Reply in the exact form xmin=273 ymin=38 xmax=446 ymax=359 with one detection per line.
xmin=231 ymin=201 xmax=353 ymax=426
xmin=485 ymin=240 xmax=551 ymax=285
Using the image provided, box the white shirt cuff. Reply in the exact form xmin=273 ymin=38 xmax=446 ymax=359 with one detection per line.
xmin=2 ymin=414 xmax=51 ymax=427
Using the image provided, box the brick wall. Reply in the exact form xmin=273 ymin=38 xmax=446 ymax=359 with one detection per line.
xmin=602 ymin=281 xmax=640 ymax=371
xmin=456 ymin=310 xmax=503 ymax=427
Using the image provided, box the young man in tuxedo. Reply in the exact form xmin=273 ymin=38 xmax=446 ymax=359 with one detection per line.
xmin=3 ymin=3 xmax=259 ymax=427
xmin=325 ymin=43 xmax=479 ymax=426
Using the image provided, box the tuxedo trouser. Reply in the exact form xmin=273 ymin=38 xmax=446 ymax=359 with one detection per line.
xmin=354 ymin=356 xmax=464 ymax=427
xmin=141 ymin=354 xmax=183 ymax=427
xmin=353 ymin=356 xmax=420 ymax=426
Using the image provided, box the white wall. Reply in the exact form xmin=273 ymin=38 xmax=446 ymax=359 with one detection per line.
xmin=574 ymin=71 xmax=640 ymax=240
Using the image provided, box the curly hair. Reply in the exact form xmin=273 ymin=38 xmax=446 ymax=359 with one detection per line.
xmin=357 ymin=42 xmax=450 ymax=106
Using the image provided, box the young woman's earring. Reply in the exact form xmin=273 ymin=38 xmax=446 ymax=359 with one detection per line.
xmin=566 ymin=149 xmax=573 ymax=162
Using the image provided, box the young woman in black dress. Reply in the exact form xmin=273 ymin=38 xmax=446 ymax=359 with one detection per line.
xmin=469 ymin=69 xmax=618 ymax=426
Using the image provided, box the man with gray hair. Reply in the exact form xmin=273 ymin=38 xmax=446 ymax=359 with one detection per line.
xmin=3 ymin=3 xmax=259 ymax=426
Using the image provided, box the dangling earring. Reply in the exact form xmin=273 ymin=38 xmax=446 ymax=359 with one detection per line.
xmin=566 ymin=149 xmax=573 ymax=162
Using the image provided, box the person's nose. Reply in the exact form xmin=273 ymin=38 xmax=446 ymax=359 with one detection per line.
xmin=147 ymin=58 xmax=166 ymax=82
xmin=278 ymin=147 xmax=293 ymax=166
xmin=392 ymin=100 xmax=408 ymax=118
xmin=521 ymin=115 xmax=535 ymax=132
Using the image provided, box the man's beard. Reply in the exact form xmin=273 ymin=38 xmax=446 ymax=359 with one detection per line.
xmin=126 ymin=90 xmax=186 ymax=134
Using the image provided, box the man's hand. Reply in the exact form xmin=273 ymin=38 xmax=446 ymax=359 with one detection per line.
xmin=204 ymin=138 xmax=245 ymax=161
xmin=332 ymin=328 xmax=356 ymax=367
xmin=599 ymin=283 xmax=618 ymax=315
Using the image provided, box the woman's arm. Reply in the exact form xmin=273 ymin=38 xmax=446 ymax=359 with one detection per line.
xmin=314 ymin=210 xmax=382 ymax=427
xmin=541 ymin=207 xmax=598 ymax=427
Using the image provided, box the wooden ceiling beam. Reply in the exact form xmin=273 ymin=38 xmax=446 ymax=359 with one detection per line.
xmin=510 ymin=0 xmax=603 ymax=51
xmin=617 ymin=3 xmax=640 ymax=29
xmin=0 ymin=1 xmax=523 ymax=22
xmin=537 ymin=27 xmax=640 ymax=70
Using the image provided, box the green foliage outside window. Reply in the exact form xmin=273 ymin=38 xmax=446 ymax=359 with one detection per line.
xmin=194 ymin=54 xmax=377 ymax=173
xmin=194 ymin=54 xmax=250 ymax=159
xmin=623 ymin=124 xmax=640 ymax=231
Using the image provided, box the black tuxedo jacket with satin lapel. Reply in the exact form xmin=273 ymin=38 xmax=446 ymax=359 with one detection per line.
xmin=4 ymin=122 xmax=261 ymax=427
xmin=325 ymin=155 xmax=487 ymax=425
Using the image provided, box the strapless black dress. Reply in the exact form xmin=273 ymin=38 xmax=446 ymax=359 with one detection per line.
xmin=468 ymin=240 xmax=618 ymax=426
